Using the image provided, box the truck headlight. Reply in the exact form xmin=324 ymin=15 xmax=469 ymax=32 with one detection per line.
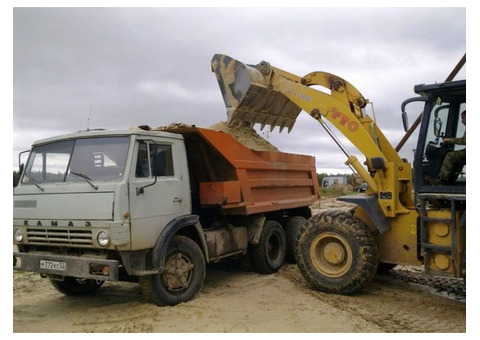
xmin=97 ymin=231 xmax=110 ymax=247
xmin=14 ymin=228 xmax=23 ymax=243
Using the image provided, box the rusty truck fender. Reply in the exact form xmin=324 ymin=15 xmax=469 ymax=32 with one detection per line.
xmin=150 ymin=215 xmax=209 ymax=272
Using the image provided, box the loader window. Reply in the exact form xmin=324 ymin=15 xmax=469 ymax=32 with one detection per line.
xmin=453 ymin=103 xmax=466 ymax=152
xmin=422 ymin=101 xmax=466 ymax=185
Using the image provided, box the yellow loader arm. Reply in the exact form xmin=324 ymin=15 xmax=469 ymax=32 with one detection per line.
xmin=211 ymin=54 xmax=414 ymax=221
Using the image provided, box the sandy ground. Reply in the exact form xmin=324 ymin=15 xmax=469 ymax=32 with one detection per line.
xmin=12 ymin=198 xmax=467 ymax=333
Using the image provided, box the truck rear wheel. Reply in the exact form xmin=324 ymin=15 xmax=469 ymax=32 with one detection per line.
xmin=252 ymin=220 xmax=286 ymax=274
xmin=139 ymin=235 xmax=205 ymax=306
xmin=295 ymin=210 xmax=378 ymax=294
xmin=50 ymin=277 xmax=104 ymax=296
xmin=285 ymin=216 xmax=307 ymax=263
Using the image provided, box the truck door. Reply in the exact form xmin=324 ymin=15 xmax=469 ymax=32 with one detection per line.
xmin=128 ymin=138 xmax=190 ymax=250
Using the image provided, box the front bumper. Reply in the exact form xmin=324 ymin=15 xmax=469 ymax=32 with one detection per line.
xmin=13 ymin=252 xmax=119 ymax=281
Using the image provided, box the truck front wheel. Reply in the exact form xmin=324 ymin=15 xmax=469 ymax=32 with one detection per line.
xmin=50 ymin=277 xmax=104 ymax=296
xmin=295 ymin=210 xmax=378 ymax=294
xmin=140 ymin=235 xmax=206 ymax=306
xmin=252 ymin=220 xmax=286 ymax=274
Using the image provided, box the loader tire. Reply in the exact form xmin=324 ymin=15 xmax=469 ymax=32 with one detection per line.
xmin=139 ymin=235 xmax=205 ymax=306
xmin=252 ymin=220 xmax=286 ymax=274
xmin=50 ymin=277 xmax=104 ymax=296
xmin=295 ymin=210 xmax=378 ymax=294
xmin=285 ymin=216 xmax=306 ymax=263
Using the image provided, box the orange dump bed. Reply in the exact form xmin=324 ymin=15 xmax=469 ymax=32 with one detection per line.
xmin=166 ymin=127 xmax=320 ymax=215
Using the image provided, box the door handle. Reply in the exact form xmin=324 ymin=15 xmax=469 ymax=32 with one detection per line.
xmin=173 ymin=197 xmax=183 ymax=203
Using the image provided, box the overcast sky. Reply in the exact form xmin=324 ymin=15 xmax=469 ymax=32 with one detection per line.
xmin=12 ymin=6 xmax=467 ymax=174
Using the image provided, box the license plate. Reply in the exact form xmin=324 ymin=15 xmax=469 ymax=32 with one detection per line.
xmin=40 ymin=260 xmax=67 ymax=271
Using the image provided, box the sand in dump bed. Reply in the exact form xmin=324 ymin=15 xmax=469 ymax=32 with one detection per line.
xmin=146 ymin=121 xmax=279 ymax=152
xmin=208 ymin=121 xmax=278 ymax=152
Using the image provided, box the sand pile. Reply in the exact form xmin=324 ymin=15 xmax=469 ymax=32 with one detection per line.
xmin=131 ymin=123 xmax=193 ymax=131
xmin=155 ymin=123 xmax=192 ymax=130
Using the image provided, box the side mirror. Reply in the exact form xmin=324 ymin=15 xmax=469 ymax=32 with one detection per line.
xmin=401 ymin=111 xmax=409 ymax=132
xmin=18 ymin=150 xmax=30 ymax=177
xmin=400 ymin=97 xmax=429 ymax=132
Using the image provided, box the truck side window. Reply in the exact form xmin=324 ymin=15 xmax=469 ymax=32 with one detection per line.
xmin=135 ymin=143 xmax=150 ymax=178
xmin=150 ymin=144 xmax=174 ymax=177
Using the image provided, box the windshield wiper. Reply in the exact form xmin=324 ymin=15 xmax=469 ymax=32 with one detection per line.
xmin=29 ymin=178 xmax=45 ymax=191
xmin=70 ymin=171 xmax=98 ymax=190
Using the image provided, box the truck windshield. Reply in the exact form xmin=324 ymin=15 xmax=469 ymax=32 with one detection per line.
xmin=21 ymin=137 xmax=130 ymax=185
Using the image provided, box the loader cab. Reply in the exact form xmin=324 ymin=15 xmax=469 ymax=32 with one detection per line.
xmin=408 ymin=80 xmax=466 ymax=194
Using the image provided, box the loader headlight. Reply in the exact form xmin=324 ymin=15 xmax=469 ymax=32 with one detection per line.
xmin=14 ymin=228 xmax=23 ymax=243
xmin=97 ymin=231 xmax=110 ymax=247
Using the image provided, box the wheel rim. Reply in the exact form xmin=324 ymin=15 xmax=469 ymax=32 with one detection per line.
xmin=309 ymin=232 xmax=353 ymax=278
xmin=163 ymin=252 xmax=194 ymax=292
xmin=267 ymin=231 xmax=283 ymax=262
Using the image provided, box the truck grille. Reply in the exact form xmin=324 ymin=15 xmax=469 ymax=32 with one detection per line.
xmin=26 ymin=227 xmax=93 ymax=247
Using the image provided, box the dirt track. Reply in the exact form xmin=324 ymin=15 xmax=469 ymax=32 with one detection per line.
xmin=12 ymin=198 xmax=466 ymax=333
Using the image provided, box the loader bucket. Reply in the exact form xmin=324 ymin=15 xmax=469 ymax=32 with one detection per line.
xmin=211 ymin=54 xmax=302 ymax=133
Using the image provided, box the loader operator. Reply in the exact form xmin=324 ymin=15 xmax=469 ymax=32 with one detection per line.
xmin=438 ymin=110 xmax=466 ymax=184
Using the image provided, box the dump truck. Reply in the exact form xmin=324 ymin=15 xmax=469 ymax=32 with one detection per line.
xmin=212 ymin=54 xmax=466 ymax=294
xmin=13 ymin=126 xmax=320 ymax=305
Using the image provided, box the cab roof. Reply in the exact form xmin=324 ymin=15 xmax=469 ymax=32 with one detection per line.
xmin=31 ymin=128 xmax=184 ymax=146
xmin=414 ymin=79 xmax=466 ymax=102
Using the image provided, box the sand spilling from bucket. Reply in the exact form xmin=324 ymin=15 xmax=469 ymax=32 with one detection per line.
xmin=208 ymin=122 xmax=278 ymax=152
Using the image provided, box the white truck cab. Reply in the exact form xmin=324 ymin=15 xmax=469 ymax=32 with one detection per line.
xmin=14 ymin=129 xmax=191 ymax=277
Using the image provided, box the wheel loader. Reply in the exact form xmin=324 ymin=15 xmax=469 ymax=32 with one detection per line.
xmin=211 ymin=54 xmax=466 ymax=294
